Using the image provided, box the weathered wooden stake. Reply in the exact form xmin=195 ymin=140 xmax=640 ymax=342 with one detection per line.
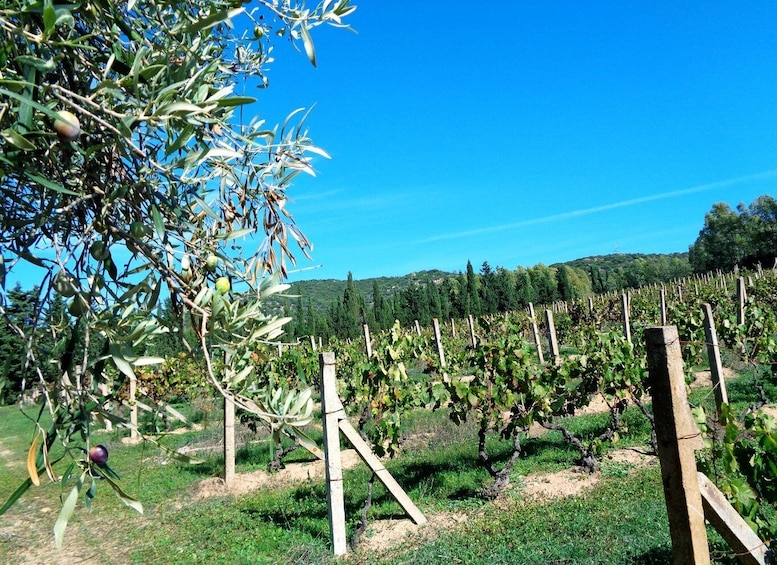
xmin=545 ymin=309 xmax=560 ymax=366
xmin=660 ymin=287 xmax=668 ymax=326
xmin=528 ymin=303 xmax=545 ymax=364
xmin=338 ymin=421 xmax=427 ymax=526
xmin=432 ymin=318 xmax=446 ymax=371
xmin=697 ymin=472 xmax=768 ymax=565
xmin=320 ymin=352 xmax=347 ymax=556
xmin=702 ymin=303 xmax=728 ymax=412
xmin=467 ymin=314 xmax=476 ymax=347
xmin=646 ymin=326 xmax=710 ymax=564
xmin=320 ymin=352 xmax=426 ymax=556
xmin=129 ymin=376 xmax=138 ymax=441
xmin=737 ymin=277 xmax=746 ymax=327
xmin=98 ymin=383 xmax=113 ymax=431
xmin=529 ymin=302 xmax=545 ymax=364
xmin=363 ymin=323 xmax=372 ymax=358
xmin=223 ymin=394 xmax=235 ymax=487
xmin=414 ymin=319 xmax=421 ymax=335
xmin=622 ymin=292 xmax=632 ymax=344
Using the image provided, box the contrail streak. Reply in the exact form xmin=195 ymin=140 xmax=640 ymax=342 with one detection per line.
xmin=422 ymin=170 xmax=777 ymax=243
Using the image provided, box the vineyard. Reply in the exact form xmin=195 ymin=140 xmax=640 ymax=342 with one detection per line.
xmin=3 ymin=0 xmax=774 ymax=560
xmin=2 ymin=266 xmax=777 ymax=563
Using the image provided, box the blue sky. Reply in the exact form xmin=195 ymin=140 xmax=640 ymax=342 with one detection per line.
xmin=5 ymin=2 xmax=777 ymax=291
xmin=256 ymin=2 xmax=777 ymax=282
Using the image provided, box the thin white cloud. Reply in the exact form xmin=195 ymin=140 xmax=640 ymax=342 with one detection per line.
xmin=421 ymin=170 xmax=777 ymax=243
xmin=293 ymin=188 xmax=344 ymax=202
xmin=297 ymin=187 xmax=420 ymax=219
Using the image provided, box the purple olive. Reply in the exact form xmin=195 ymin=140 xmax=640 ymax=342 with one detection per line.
xmin=89 ymin=444 xmax=109 ymax=466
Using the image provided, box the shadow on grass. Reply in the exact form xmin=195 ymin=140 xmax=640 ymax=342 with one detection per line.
xmin=235 ymin=481 xmax=349 ymax=540
xmin=630 ymin=547 xmax=674 ymax=564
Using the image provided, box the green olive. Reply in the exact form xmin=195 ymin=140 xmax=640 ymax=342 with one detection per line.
xmin=129 ymin=221 xmax=146 ymax=239
xmin=68 ymin=295 xmax=88 ymax=317
xmin=89 ymin=241 xmax=110 ymax=262
xmin=53 ymin=110 xmax=81 ymax=141
xmin=54 ymin=272 xmax=77 ymax=297
xmin=215 ymin=277 xmax=230 ymax=294
xmin=205 ymin=254 xmax=219 ymax=272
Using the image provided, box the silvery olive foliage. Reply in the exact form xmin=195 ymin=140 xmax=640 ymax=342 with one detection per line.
xmin=0 ymin=0 xmax=355 ymax=546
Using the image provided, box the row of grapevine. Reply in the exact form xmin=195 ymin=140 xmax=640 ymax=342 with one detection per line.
xmin=247 ymin=268 xmax=773 ymax=503
xmin=175 ymin=264 xmax=776 ymax=554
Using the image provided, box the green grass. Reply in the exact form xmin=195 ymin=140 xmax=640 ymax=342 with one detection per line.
xmin=0 ymin=366 xmax=773 ymax=564
xmin=363 ymin=465 xmax=739 ymax=565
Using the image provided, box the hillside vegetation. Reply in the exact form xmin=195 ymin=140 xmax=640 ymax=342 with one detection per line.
xmin=271 ymin=252 xmax=692 ymax=340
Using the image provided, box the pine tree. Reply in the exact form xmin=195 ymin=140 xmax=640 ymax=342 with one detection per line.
xmin=479 ymin=261 xmax=498 ymax=315
xmin=426 ymin=280 xmax=442 ymax=322
xmin=493 ymin=267 xmax=518 ymax=312
xmin=342 ymin=272 xmax=362 ymax=337
xmin=465 ymin=260 xmax=481 ymax=316
xmin=515 ymin=267 xmax=535 ymax=308
xmin=0 ymin=284 xmax=41 ymax=403
xmin=372 ymin=281 xmax=394 ymax=330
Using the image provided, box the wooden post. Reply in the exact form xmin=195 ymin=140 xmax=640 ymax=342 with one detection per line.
xmin=660 ymin=287 xmax=668 ymax=326
xmin=737 ymin=277 xmax=746 ymax=327
xmin=528 ymin=303 xmax=545 ymax=364
xmin=320 ymin=352 xmax=426 ymax=556
xmin=129 ymin=376 xmax=138 ymax=441
xmin=223 ymin=395 xmax=235 ymax=487
xmin=588 ymin=296 xmax=593 ymax=314
xmin=363 ymin=324 xmax=373 ymax=358
xmin=622 ymin=292 xmax=632 ymax=344
xmin=646 ymin=326 xmax=710 ymax=564
xmin=697 ymin=472 xmax=768 ymax=565
xmin=701 ymin=303 xmax=728 ymax=412
xmin=545 ymin=309 xmax=560 ymax=366
xmin=432 ymin=318 xmax=446 ymax=371
xmin=467 ymin=314 xmax=476 ymax=347
xmin=98 ymin=383 xmax=113 ymax=431
xmin=414 ymin=320 xmax=421 ymax=335
xmin=320 ymin=352 xmax=348 ymax=556
xmin=450 ymin=317 xmax=456 ymax=338
xmin=310 ymin=335 xmax=317 ymax=351
xmin=338 ymin=421 xmax=427 ymax=526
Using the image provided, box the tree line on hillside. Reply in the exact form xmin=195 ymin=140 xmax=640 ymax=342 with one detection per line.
xmin=282 ymin=256 xmax=691 ymax=340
